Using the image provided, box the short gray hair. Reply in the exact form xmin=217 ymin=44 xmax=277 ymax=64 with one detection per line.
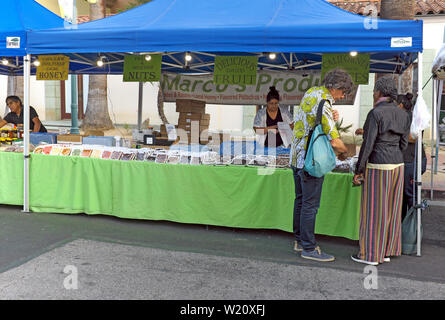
xmin=323 ymin=68 xmax=354 ymax=95
xmin=374 ymin=76 xmax=397 ymax=101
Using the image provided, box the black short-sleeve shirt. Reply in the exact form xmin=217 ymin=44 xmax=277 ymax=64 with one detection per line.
xmin=4 ymin=106 xmax=47 ymax=132
xmin=264 ymin=108 xmax=283 ymax=147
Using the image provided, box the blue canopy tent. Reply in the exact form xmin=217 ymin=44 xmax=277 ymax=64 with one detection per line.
xmin=0 ymin=0 xmax=73 ymax=214
xmin=28 ymin=0 xmax=422 ymax=74
xmin=26 ymin=0 xmax=425 ymax=254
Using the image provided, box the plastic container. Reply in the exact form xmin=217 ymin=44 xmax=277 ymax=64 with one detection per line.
xmin=82 ymin=136 xmax=116 ymax=147
xmin=30 ymin=132 xmax=58 ymax=145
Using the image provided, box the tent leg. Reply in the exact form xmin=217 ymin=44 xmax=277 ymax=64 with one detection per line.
xmin=23 ymin=54 xmax=31 ymax=213
xmin=436 ymin=80 xmax=443 ymax=175
xmin=431 ymin=79 xmax=436 ymax=200
xmin=416 ymin=52 xmax=423 ymax=257
xmin=138 ymin=82 xmax=143 ymax=131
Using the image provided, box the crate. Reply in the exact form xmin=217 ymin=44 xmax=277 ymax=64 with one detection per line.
xmin=57 ymin=134 xmax=85 ymax=144
xmin=30 ymin=132 xmax=58 ymax=145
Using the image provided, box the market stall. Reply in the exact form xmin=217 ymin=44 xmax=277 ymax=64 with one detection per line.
xmin=15 ymin=0 xmax=424 ymax=242
xmin=0 ymin=150 xmax=361 ymax=240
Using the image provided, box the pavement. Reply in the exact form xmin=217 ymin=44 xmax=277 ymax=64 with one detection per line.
xmin=0 ymin=199 xmax=444 ymax=302
xmin=3 ymin=126 xmax=445 ymax=303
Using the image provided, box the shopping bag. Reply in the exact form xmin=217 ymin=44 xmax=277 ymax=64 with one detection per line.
xmin=410 ymin=96 xmax=430 ymax=139
xmin=303 ymin=100 xmax=336 ymax=178
xmin=402 ymin=206 xmax=422 ymax=255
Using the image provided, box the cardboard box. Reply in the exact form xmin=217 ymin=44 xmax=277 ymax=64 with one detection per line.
xmin=206 ymin=132 xmax=232 ymax=145
xmin=176 ymin=99 xmax=206 ymax=108
xmin=56 ymin=134 xmax=85 ymax=144
xmin=175 ymin=99 xmax=206 ymax=113
xmin=177 ymin=124 xmax=208 ymax=131
xmin=178 ymin=118 xmax=210 ymax=126
xmin=178 ymin=113 xmax=210 ymax=121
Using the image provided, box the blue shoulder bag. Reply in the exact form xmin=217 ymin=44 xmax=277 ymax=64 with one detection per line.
xmin=303 ymin=99 xmax=337 ymax=178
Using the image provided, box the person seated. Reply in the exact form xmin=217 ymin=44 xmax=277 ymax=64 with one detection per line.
xmin=0 ymin=96 xmax=47 ymax=133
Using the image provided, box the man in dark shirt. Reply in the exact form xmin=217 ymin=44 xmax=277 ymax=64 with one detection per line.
xmin=0 ymin=96 xmax=47 ymax=133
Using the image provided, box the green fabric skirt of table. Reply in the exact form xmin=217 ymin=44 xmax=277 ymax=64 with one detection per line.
xmin=0 ymin=152 xmax=361 ymax=240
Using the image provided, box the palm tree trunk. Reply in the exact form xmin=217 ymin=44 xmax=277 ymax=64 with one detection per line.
xmin=379 ymin=0 xmax=415 ymax=94
xmin=4 ymin=75 xmax=23 ymax=118
xmin=81 ymin=0 xmax=114 ymax=130
xmin=380 ymin=0 xmax=415 ymax=20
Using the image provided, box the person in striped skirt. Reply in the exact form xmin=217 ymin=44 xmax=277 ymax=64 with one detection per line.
xmin=352 ymin=76 xmax=411 ymax=266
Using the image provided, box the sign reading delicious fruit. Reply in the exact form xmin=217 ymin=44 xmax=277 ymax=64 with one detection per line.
xmin=214 ymin=56 xmax=258 ymax=85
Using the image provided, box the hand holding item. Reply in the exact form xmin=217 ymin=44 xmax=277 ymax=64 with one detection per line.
xmin=332 ymin=109 xmax=339 ymax=122
xmin=353 ymin=173 xmax=364 ymax=186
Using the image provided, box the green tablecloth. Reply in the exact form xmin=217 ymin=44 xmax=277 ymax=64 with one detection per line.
xmin=0 ymin=152 xmax=361 ymax=240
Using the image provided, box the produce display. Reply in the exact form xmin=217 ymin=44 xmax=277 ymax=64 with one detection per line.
xmin=25 ymin=144 xmax=295 ymax=168
xmin=0 ymin=128 xmax=22 ymax=145
xmin=1 ymin=141 xmax=358 ymax=172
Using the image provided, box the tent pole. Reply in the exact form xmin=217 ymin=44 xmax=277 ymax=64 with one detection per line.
xmin=23 ymin=54 xmax=31 ymax=213
xmin=138 ymin=82 xmax=143 ymax=131
xmin=431 ymin=79 xmax=436 ymax=200
xmin=436 ymin=80 xmax=443 ymax=175
xmin=416 ymin=52 xmax=423 ymax=257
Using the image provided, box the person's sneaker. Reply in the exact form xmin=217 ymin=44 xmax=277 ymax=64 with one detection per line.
xmin=301 ymin=247 xmax=335 ymax=262
xmin=293 ymin=241 xmax=320 ymax=253
xmin=351 ymin=254 xmax=379 ymax=266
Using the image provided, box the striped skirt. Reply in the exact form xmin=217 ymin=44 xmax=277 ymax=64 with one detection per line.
xmin=358 ymin=165 xmax=404 ymax=263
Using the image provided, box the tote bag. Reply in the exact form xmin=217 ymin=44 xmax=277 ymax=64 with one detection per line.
xmin=402 ymin=206 xmax=422 ymax=255
xmin=303 ymin=99 xmax=337 ymax=178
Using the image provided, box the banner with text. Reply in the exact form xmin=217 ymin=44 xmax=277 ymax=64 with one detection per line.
xmin=213 ymin=56 xmax=258 ymax=85
xmin=123 ymin=54 xmax=162 ymax=82
xmin=36 ymin=55 xmax=69 ymax=81
xmin=161 ymin=70 xmax=322 ymax=105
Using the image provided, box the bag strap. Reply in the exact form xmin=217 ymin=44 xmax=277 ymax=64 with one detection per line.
xmin=315 ymin=99 xmax=327 ymax=126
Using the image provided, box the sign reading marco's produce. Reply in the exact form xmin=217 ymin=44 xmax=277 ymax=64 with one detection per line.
xmin=123 ymin=55 xmax=162 ymax=82
xmin=213 ymin=56 xmax=258 ymax=85
xmin=36 ymin=55 xmax=69 ymax=81
xmin=161 ymin=70 xmax=324 ymax=105
xmin=321 ymin=53 xmax=370 ymax=85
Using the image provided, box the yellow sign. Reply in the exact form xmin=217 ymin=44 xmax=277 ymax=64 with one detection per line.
xmin=36 ymin=55 xmax=69 ymax=81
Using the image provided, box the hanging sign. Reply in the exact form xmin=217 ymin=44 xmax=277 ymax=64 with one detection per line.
xmin=214 ymin=56 xmax=258 ymax=85
xmin=36 ymin=55 xmax=70 ymax=81
xmin=123 ymin=55 xmax=162 ymax=82
xmin=321 ymin=53 xmax=370 ymax=85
